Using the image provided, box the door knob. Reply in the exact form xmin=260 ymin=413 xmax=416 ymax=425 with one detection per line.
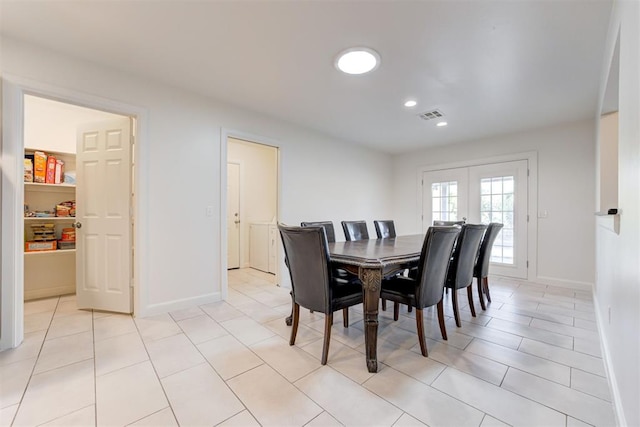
xmin=74 ymin=222 xmax=82 ymax=229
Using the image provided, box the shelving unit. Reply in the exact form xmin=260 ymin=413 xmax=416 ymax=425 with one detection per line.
xmin=24 ymin=149 xmax=77 ymax=300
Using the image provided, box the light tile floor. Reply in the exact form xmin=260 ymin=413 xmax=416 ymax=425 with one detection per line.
xmin=1 ymin=269 xmax=616 ymax=426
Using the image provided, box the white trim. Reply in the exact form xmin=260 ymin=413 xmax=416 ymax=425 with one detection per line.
xmin=415 ymin=151 xmax=539 ymax=282
xmin=143 ymin=292 xmax=222 ymax=317
xmin=593 ymin=294 xmax=626 ymax=427
xmin=530 ymin=275 xmax=594 ymax=291
xmin=1 ymin=75 xmax=148 ymax=350
xmin=219 ymin=129 xmax=283 ymax=300
xmin=1 ymin=80 xmax=25 ymax=350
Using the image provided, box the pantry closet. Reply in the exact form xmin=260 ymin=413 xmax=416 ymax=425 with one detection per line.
xmin=23 ymin=95 xmax=131 ymax=304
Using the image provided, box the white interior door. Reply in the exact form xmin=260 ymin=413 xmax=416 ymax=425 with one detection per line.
xmin=76 ymin=118 xmax=132 ymax=313
xmin=422 ymin=167 xmax=469 ymax=232
xmin=422 ymin=160 xmax=529 ymax=279
xmin=227 ymin=163 xmax=241 ymax=269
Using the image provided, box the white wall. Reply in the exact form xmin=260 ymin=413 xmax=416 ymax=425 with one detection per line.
xmin=594 ymin=1 xmax=640 ymax=425
xmin=391 ymin=120 xmax=596 ymax=286
xmin=24 ymin=95 xmax=124 ymax=154
xmin=2 ymin=37 xmax=393 ymax=317
xmin=227 ymin=138 xmax=277 ymax=268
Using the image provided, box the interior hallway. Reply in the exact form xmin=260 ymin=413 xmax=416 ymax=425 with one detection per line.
xmin=0 ymin=268 xmax=615 ymax=426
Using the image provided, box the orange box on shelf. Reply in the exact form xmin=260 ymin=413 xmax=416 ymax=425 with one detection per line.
xmin=33 ymin=151 xmax=47 ymax=183
xmin=25 ymin=240 xmax=57 ymax=252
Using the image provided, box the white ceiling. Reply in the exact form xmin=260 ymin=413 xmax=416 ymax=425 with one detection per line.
xmin=1 ymin=1 xmax=612 ymax=153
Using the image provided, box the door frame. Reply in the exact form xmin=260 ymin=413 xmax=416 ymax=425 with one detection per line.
xmin=1 ymin=75 xmax=147 ymax=350
xmin=226 ymin=161 xmax=242 ymax=269
xmin=416 ymin=151 xmax=538 ymax=282
xmin=219 ymin=129 xmax=281 ymax=300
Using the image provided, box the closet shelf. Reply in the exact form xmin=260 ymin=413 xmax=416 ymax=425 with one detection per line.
xmin=24 ymin=249 xmax=76 ymax=256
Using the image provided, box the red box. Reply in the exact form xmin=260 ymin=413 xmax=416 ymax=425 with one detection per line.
xmin=45 ymin=155 xmax=56 ymax=184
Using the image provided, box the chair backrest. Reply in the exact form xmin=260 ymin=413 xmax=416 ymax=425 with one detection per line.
xmin=278 ymin=225 xmax=331 ymax=313
xmin=414 ymin=226 xmax=461 ymax=308
xmin=433 ymin=220 xmax=466 ymax=226
xmin=301 ymin=221 xmax=336 ymax=243
xmin=446 ymin=223 xmax=487 ymax=289
xmin=341 ymin=220 xmax=369 ymax=241
xmin=374 ymin=220 xmax=396 ymax=239
xmin=474 ymin=223 xmax=504 ymax=278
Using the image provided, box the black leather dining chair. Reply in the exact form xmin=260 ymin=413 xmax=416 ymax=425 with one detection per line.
xmin=278 ymin=224 xmax=363 ymax=365
xmin=373 ymin=219 xmax=411 ymax=312
xmin=380 ymin=226 xmax=460 ymax=356
xmin=474 ymin=222 xmax=504 ymax=310
xmin=433 ymin=220 xmax=466 ymax=226
xmin=301 ymin=221 xmax=336 ymax=243
xmin=301 ymin=220 xmax=359 ymax=312
xmin=374 ymin=220 xmax=396 ymax=239
xmin=341 ymin=220 xmax=369 ymax=241
xmin=444 ymin=223 xmax=487 ymax=327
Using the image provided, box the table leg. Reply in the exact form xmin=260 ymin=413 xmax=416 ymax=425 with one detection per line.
xmin=359 ymin=267 xmax=382 ymax=373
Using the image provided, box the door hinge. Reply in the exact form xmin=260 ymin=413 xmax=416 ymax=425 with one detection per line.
xmin=421 ymin=179 xmax=424 ymax=186
xmin=526 ymin=260 xmax=529 ymax=268
xmin=527 ymin=214 xmax=529 ymax=222
xmin=527 ymin=169 xmax=530 ymax=177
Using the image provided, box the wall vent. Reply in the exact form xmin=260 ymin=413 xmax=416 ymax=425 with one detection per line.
xmin=418 ymin=109 xmax=444 ymax=121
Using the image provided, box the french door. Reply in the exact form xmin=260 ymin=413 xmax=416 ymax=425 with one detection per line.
xmin=422 ymin=160 xmax=528 ymax=279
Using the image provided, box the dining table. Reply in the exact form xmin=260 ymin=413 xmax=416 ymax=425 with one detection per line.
xmin=328 ymin=234 xmax=425 ymax=373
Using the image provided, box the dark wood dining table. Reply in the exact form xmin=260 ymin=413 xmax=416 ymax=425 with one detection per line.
xmin=328 ymin=234 xmax=425 ymax=373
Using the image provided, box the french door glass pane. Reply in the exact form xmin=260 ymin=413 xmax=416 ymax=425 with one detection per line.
xmin=432 ymin=181 xmax=458 ymax=221
xmin=480 ymin=175 xmax=515 ymax=265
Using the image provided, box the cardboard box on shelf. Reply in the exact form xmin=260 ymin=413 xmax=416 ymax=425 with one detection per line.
xmin=24 ymin=158 xmax=33 ymax=182
xmin=34 ymin=151 xmax=47 ymax=183
xmin=54 ymin=159 xmax=65 ymax=184
xmin=25 ymin=240 xmax=57 ymax=252
xmin=45 ymin=155 xmax=56 ymax=184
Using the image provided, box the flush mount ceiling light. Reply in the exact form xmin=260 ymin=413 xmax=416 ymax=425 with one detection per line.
xmin=335 ymin=47 xmax=380 ymax=75
xmin=404 ymin=100 xmax=417 ymax=107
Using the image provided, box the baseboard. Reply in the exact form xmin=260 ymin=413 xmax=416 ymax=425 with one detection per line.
xmin=138 ymin=292 xmax=222 ymax=318
xmin=592 ymin=294 xmax=627 ymax=426
xmin=531 ymin=275 xmax=594 ymax=291
xmin=24 ymin=285 xmax=75 ymax=301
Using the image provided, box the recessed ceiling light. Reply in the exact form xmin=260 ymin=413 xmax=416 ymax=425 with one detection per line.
xmin=335 ymin=47 xmax=380 ymax=75
xmin=404 ymin=100 xmax=417 ymax=107
xmin=436 ymin=121 xmax=448 ymax=127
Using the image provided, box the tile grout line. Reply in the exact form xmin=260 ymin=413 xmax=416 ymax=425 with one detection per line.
xmin=10 ymin=296 xmax=62 ymax=426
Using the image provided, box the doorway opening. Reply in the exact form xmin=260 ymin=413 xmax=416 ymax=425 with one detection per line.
xmin=225 ymin=137 xmax=279 ymax=289
xmin=22 ymin=95 xmax=135 ymax=315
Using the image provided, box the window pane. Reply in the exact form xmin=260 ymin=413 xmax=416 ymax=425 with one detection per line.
xmin=504 ymin=212 xmax=514 ymax=228
xmin=492 ymin=177 xmax=503 ymax=194
xmin=481 ymin=195 xmax=491 ymax=211
xmin=481 ymin=212 xmax=491 ymax=224
xmin=481 ymin=179 xmax=491 ymax=195
xmin=432 ymin=183 xmax=441 ymax=198
xmin=503 ymin=177 xmax=514 ymax=193
xmin=504 ymin=193 xmax=514 ymax=211
xmin=492 ymin=212 xmax=503 ymax=223
xmin=492 ymin=195 xmax=503 ymax=211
